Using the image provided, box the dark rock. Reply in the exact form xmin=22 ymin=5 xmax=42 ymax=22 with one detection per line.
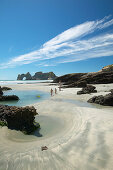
xmin=53 ymin=64 xmax=113 ymax=88
xmin=53 ymin=73 xmax=87 ymax=83
xmin=1 ymin=87 xmax=12 ymax=91
xmin=17 ymin=72 xmax=32 ymax=80
xmin=32 ymin=72 xmax=57 ymax=80
xmin=0 ymin=95 xmax=19 ymax=101
xmin=88 ymin=92 xmax=113 ymax=106
xmin=75 ymin=81 xmax=87 ymax=88
xmin=77 ymin=85 xmax=97 ymax=95
xmin=0 ymin=86 xmax=3 ymax=96
xmin=64 ymin=81 xmax=87 ymax=88
xmin=0 ymin=105 xmax=39 ymax=134
xmin=77 ymin=71 xmax=113 ymax=84
xmin=17 ymin=72 xmax=57 ymax=80
xmin=0 ymin=87 xmax=19 ymax=101
xmin=110 ymin=89 xmax=113 ymax=93
xmin=41 ymin=146 xmax=48 ymax=151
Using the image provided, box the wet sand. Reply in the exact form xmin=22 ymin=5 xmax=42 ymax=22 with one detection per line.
xmin=0 ymin=83 xmax=113 ymax=170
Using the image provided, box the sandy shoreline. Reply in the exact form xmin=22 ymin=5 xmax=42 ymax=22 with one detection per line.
xmin=0 ymin=83 xmax=113 ymax=170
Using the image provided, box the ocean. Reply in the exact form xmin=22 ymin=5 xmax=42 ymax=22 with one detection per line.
xmin=0 ymin=80 xmax=52 ymax=85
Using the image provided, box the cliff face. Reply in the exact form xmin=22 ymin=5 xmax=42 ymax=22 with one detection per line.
xmin=53 ymin=64 xmax=113 ymax=87
xmin=17 ymin=72 xmax=57 ymax=80
xmin=53 ymin=73 xmax=87 ymax=83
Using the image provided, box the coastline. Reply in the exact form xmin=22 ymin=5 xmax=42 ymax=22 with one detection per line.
xmin=0 ymin=82 xmax=113 ymax=170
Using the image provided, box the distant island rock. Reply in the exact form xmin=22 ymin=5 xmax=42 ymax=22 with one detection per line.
xmin=53 ymin=64 xmax=113 ymax=87
xmin=17 ymin=71 xmax=57 ymax=80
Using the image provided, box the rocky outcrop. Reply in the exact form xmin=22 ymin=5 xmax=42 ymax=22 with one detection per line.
xmin=32 ymin=71 xmax=56 ymax=80
xmin=0 ymin=95 xmax=19 ymax=101
xmin=0 ymin=105 xmax=39 ymax=134
xmin=110 ymin=89 xmax=113 ymax=93
xmin=53 ymin=73 xmax=87 ymax=84
xmin=17 ymin=72 xmax=32 ymax=80
xmin=76 ymin=71 xmax=113 ymax=85
xmin=1 ymin=87 xmax=12 ymax=91
xmin=88 ymin=91 xmax=113 ymax=106
xmin=66 ymin=80 xmax=87 ymax=88
xmin=0 ymin=86 xmax=19 ymax=101
xmin=0 ymin=86 xmax=3 ymax=95
xmin=77 ymin=85 xmax=97 ymax=95
xmin=53 ymin=64 xmax=113 ymax=88
xmin=102 ymin=64 xmax=113 ymax=72
xmin=17 ymin=72 xmax=57 ymax=80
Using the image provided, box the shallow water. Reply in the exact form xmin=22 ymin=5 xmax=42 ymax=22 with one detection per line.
xmin=2 ymin=115 xmax=64 ymax=143
xmin=0 ymin=89 xmax=49 ymax=106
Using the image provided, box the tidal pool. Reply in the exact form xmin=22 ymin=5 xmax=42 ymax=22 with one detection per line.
xmin=0 ymin=89 xmax=49 ymax=106
xmin=0 ymin=115 xmax=64 ymax=143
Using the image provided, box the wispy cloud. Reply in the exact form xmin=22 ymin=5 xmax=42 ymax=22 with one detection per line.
xmin=1 ymin=15 xmax=113 ymax=69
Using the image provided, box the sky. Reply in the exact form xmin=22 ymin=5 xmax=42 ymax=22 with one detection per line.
xmin=0 ymin=0 xmax=113 ymax=80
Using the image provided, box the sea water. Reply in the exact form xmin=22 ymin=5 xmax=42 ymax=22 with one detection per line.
xmin=0 ymin=80 xmax=52 ymax=85
xmin=0 ymin=89 xmax=49 ymax=106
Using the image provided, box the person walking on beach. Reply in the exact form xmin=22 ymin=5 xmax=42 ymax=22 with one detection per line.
xmin=50 ymin=88 xmax=53 ymax=96
xmin=59 ymin=81 xmax=61 ymax=91
xmin=55 ymin=88 xmax=57 ymax=94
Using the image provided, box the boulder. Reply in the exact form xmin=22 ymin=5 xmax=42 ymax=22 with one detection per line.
xmin=110 ymin=89 xmax=113 ymax=93
xmin=88 ymin=92 xmax=113 ymax=106
xmin=0 ymin=105 xmax=39 ymax=134
xmin=1 ymin=87 xmax=12 ymax=91
xmin=0 ymin=87 xmax=19 ymax=101
xmin=0 ymin=86 xmax=3 ymax=96
xmin=0 ymin=95 xmax=19 ymax=101
xmin=77 ymin=85 xmax=97 ymax=95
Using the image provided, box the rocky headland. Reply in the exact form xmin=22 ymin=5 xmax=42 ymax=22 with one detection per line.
xmin=53 ymin=64 xmax=113 ymax=87
xmin=17 ymin=71 xmax=57 ymax=80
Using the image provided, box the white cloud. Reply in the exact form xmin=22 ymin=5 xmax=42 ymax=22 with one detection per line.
xmin=0 ymin=16 xmax=113 ymax=69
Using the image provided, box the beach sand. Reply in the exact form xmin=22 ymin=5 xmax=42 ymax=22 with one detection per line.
xmin=0 ymin=83 xmax=113 ymax=170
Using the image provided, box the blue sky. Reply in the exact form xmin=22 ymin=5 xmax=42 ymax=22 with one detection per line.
xmin=0 ymin=0 xmax=113 ymax=80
